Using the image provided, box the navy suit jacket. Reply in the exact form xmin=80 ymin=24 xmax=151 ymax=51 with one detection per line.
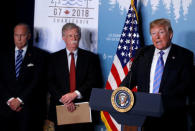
xmin=121 ymin=44 xmax=194 ymax=130
xmin=48 ymin=48 xmax=101 ymax=122
xmin=0 ymin=45 xmax=49 ymax=119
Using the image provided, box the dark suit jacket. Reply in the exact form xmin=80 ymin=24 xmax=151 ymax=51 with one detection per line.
xmin=48 ymin=48 xmax=101 ymax=123
xmin=121 ymin=44 xmax=194 ymax=131
xmin=0 ymin=45 xmax=49 ymax=130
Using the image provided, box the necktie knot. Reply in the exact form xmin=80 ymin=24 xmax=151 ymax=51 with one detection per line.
xmin=18 ymin=49 xmax=23 ymax=54
xmin=70 ymin=52 xmax=74 ymax=56
xmin=159 ymin=51 xmax=164 ymax=56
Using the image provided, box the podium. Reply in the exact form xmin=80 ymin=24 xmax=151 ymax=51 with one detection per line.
xmin=89 ymin=88 xmax=163 ymax=126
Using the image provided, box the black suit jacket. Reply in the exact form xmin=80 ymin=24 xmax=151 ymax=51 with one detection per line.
xmin=121 ymin=44 xmax=194 ymax=131
xmin=48 ymin=48 xmax=101 ymax=122
xmin=0 ymin=45 xmax=49 ymax=130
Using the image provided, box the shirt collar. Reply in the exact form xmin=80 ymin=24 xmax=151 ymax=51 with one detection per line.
xmin=66 ymin=48 xmax=78 ymax=56
xmin=154 ymin=44 xmax=172 ymax=56
xmin=15 ymin=44 xmax=28 ymax=52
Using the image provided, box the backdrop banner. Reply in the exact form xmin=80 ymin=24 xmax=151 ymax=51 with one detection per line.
xmin=34 ymin=0 xmax=99 ymax=53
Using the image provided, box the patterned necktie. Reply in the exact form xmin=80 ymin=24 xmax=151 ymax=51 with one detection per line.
xmin=153 ymin=51 xmax=164 ymax=93
xmin=15 ymin=49 xmax=23 ymax=79
xmin=69 ymin=52 xmax=76 ymax=92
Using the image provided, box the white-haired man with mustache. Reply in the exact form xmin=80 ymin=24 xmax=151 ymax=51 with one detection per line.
xmin=48 ymin=23 xmax=101 ymax=131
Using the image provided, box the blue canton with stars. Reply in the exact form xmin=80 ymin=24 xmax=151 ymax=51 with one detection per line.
xmin=116 ymin=5 xmax=140 ymax=68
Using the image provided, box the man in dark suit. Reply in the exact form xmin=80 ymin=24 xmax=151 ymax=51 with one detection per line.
xmin=121 ymin=18 xmax=194 ymax=131
xmin=0 ymin=23 xmax=49 ymax=131
xmin=48 ymin=23 xmax=101 ymax=131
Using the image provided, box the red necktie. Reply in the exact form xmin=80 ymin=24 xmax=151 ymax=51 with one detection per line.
xmin=69 ymin=53 xmax=76 ymax=92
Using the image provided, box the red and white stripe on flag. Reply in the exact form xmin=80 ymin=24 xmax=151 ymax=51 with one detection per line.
xmin=101 ymin=0 xmax=140 ymax=130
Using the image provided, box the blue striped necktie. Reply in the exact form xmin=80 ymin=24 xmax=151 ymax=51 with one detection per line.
xmin=153 ymin=51 xmax=164 ymax=93
xmin=15 ymin=49 xmax=23 ymax=79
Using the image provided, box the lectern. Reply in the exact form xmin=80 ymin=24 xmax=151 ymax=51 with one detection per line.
xmin=89 ymin=88 xmax=163 ymax=126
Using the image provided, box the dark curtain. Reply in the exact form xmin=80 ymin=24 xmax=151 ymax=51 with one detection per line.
xmin=0 ymin=0 xmax=34 ymax=51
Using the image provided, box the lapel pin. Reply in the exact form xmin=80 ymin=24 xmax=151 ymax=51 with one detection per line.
xmin=172 ymin=56 xmax=175 ymax=59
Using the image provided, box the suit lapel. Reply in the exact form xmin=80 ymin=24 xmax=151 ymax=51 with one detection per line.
xmin=63 ymin=49 xmax=69 ymax=79
xmin=18 ymin=46 xmax=33 ymax=79
xmin=7 ymin=49 xmax=17 ymax=80
xmin=143 ymin=46 xmax=155 ymax=92
xmin=76 ymin=49 xmax=82 ymax=86
xmin=59 ymin=49 xmax=70 ymax=88
xmin=76 ymin=48 xmax=87 ymax=89
xmin=160 ymin=44 xmax=177 ymax=91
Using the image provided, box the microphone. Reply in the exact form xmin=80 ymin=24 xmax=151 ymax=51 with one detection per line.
xmin=127 ymin=47 xmax=144 ymax=90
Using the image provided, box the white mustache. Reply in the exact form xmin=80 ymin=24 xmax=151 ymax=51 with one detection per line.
xmin=71 ymin=41 xmax=78 ymax=45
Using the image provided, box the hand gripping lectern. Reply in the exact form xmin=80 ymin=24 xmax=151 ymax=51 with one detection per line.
xmin=89 ymin=88 xmax=163 ymax=126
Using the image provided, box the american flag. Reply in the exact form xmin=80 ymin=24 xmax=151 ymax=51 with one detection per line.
xmin=101 ymin=0 xmax=140 ymax=130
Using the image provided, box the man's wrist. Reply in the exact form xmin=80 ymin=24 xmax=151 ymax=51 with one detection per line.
xmin=7 ymin=97 xmax=14 ymax=105
xmin=16 ymin=97 xmax=24 ymax=104
xmin=74 ymin=90 xmax=82 ymax=99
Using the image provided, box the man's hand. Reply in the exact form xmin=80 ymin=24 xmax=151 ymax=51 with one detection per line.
xmin=8 ymin=98 xmax=22 ymax=111
xmin=15 ymin=106 xmax=22 ymax=112
xmin=60 ymin=92 xmax=77 ymax=104
xmin=64 ymin=102 xmax=76 ymax=112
